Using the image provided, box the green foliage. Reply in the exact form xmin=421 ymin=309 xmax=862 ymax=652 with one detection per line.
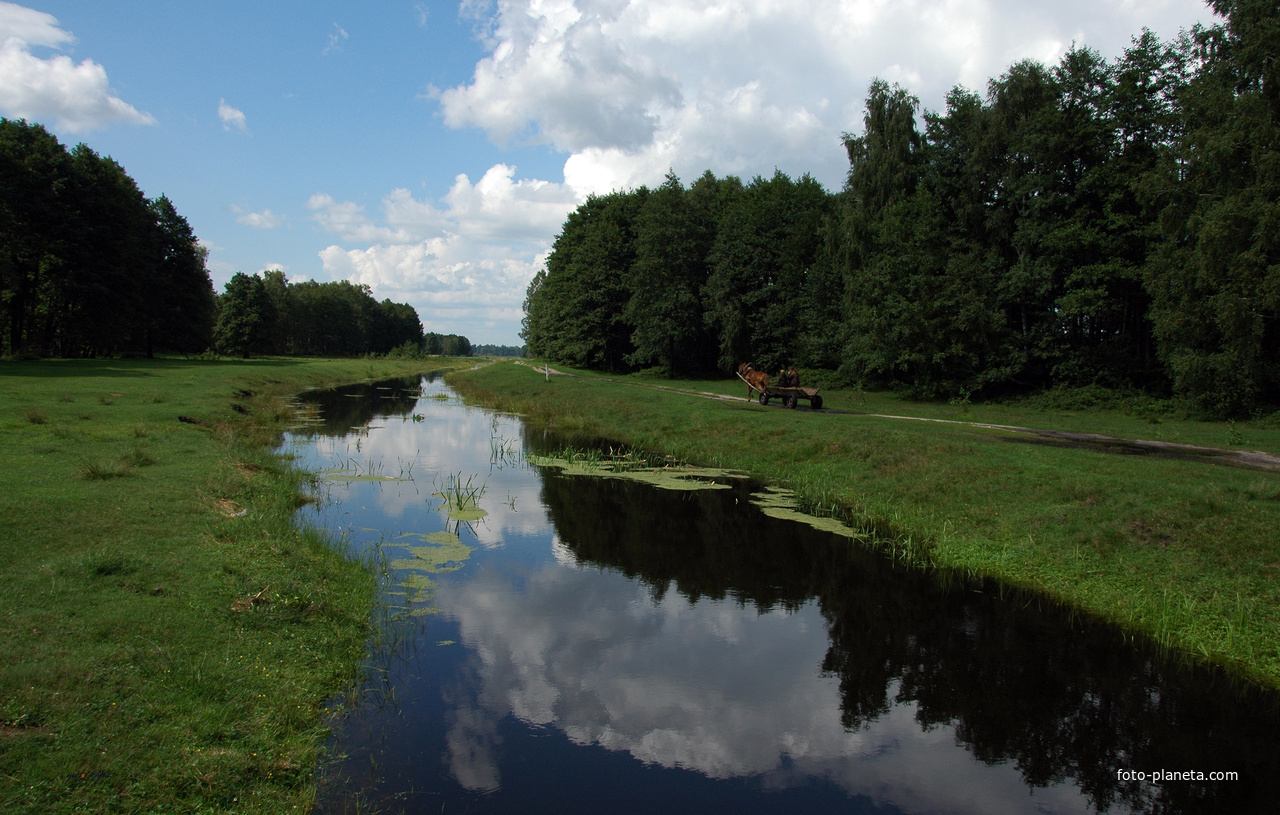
xmin=624 ymin=171 xmax=720 ymax=375
xmin=213 ymin=273 xmax=428 ymax=358
xmin=0 ymin=120 xmax=216 ymax=358
xmin=1142 ymin=3 xmax=1280 ymax=416
xmin=523 ymin=190 xmax=645 ymax=370
xmin=520 ymin=7 xmax=1277 ymax=417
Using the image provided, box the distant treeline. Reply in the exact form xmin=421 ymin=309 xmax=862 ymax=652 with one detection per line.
xmin=0 ymin=118 xmax=466 ymax=361
xmin=472 ymin=344 xmax=524 ymax=357
xmin=524 ymin=1 xmax=1279 ymax=417
xmin=214 ymin=270 xmax=426 ymax=357
xmin=1 ymin=119 xmax=215 ymax=357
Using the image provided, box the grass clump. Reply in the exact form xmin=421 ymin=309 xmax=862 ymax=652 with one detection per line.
xmin=0 ymin=355 xmax=475 ymax=814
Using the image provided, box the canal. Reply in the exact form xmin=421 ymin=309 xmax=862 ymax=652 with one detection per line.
xmin=283 ymin=374 xmax=1278 ymax=814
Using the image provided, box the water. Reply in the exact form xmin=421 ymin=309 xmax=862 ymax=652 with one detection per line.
xmin=282 ymin=375 xmax=1280 ymax=814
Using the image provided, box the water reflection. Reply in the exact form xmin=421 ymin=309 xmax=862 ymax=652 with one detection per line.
xmin=290 ymin=377 xmax=1280 ymax=815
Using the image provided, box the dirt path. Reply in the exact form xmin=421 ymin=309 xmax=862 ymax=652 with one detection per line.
xmin=513 ymin=362 xmax=1280 ymax=472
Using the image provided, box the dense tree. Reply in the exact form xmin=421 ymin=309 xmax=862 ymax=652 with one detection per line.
xmin=704 ymin=171 xmax=828 ymax=373
xmin=0 ymin=119 xmax=73 ymax=355
xmin=214 ymin=272 xmax=274 ymax=357
xmin=522 ymin=190 xmax=646 ymax=370
xmin=625 ymin=171 xmax=720 ymax=375
xmin=0 ymin=120 xmax=218 ymax=358
xmin=213 ymin=274 xmax=425 ymax=357
xmin=1143 ymin=1 xmax=1280 ymax=415
xmin=144 ymin=196 xmax=215 ymax=355
xmin=521 ymin=6 xmax=1278 ymax=415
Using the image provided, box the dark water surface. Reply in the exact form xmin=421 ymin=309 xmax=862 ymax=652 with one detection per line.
xmin=285 ymin=376 xmax=1280 ymax=814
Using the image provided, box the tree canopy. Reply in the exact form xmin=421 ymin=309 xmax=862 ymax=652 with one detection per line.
xmin=523 ymin=5 xmax=1279 ymax=416
xmin=1 ymin=119 xmax=214 ymax=357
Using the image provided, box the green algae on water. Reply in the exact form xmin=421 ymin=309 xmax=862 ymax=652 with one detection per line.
xmin=529 ymin=453 xmax=743 ymax=492
xmin=750 ymin=486 xmax=867 ymax=540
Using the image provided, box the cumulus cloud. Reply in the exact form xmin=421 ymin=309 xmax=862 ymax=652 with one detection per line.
xmin=218 ymin=98 xmax=248 ymax=132
xmin=0 ymin=1 xmax=155 ymax=133
xmin=310 ymin=165 xmax=582 ymax=339
xmin=440 ymin=0 xmax=1217 ymax=194
xmin=319 ymin=0 xmax=1215 ymax=343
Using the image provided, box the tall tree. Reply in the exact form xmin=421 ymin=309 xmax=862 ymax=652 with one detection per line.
xmin=144 ymin=195 xmax=215 ymax=355
xmin=214 ymin=272 xmax=274 ymax=357
xmin=625 ymin=172 xmax=717 ymax=375
xmin=1144 ymin=1 xmax=1280 ymax=415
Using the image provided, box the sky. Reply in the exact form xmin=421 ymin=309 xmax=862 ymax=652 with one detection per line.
xmin=0 ymin=0 xmax=1220 ymax=346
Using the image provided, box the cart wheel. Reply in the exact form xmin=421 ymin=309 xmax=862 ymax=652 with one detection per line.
xmin=784 ymin=394 xmax=798 ymax=409
xmin=811 ymin=395 xmax=823 ymax=410
xmin=759 ymin=392 xmax=770 ymax=406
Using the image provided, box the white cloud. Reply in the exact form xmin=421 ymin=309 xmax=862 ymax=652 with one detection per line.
xmin=232 ymin=205 xmax=281 ymax=228
xmin=440 ymin=0 xmax=1217 ymax=194
xmin=324 ymin=22 xmax=349 ymax=55
xmin=0 ymin=1 xmax=155 ymax=133
xmin=312 ymin=0 xmax=1216 ymax=344
xmin=432 ymin=563 xmax=1095 ymax=812
xmin=310 ymin=165 xmax=581 ymax=341
xmin=218 ymin=98 xmax=248 ymax=133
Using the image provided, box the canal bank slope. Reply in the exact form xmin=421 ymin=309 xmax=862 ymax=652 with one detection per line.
xmin=0 ymin=357 xmax=474 ymax=815
xmin=448 ymin=360 xmax=1280 ymax=689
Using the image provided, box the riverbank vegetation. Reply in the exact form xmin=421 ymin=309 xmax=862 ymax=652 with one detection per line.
xmin=0 ymin=356 xmax=474 ymax=814
xmin=448 ymin=360 xmax=1280 ymax=688
xmin=522 ymin=0 xmax=1279 ymax=418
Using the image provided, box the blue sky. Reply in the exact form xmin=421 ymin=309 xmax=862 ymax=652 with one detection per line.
xmin=1 ymin=0 xmax=1217 ymax=346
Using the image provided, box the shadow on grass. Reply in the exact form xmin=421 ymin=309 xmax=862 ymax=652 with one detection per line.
xmin=0 ymin=357 xmax=308 ymax=379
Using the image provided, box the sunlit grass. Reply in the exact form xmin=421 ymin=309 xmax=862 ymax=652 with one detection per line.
xmin=0 ymin=355 xmax=476 ymax=814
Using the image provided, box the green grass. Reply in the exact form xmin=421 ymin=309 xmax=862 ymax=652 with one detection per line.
xmin=450 ymin=360 xmax=1280 ymax=688
xmin=0 ymin=355 xmax=477 ymax=814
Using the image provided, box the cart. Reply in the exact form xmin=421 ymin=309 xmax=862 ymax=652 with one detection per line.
xmin=737 ymin=372 xmax=823 ymax=410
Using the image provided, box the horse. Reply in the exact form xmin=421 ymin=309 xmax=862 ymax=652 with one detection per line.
xmin=737 ymin=362 xmax=770 ymax=400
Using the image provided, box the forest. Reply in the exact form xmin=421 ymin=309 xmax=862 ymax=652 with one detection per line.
xmin=522 ymin=0 xmax=1279 ymax=417
xmin=0 ymin=119 xmax=442 ymax=360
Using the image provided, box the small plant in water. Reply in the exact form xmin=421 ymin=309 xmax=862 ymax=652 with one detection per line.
xmin=432 ymin=472 xmax=486 ymax=513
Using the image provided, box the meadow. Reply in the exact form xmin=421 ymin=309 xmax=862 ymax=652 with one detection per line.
xmin=0 ymin=357 xmax=472 ymax=814
xmin=448 ymin=360 xmax=1280 ymax=688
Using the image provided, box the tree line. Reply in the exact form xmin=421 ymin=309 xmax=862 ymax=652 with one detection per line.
xmin=523 ymin=0 xmax=1278 ymax=417
xmin=213 ymin=270 xmax=428 ymax=357
xmin=1 ymin=119 xmax=215 ymax=357
xmin=1 ymin=119 xmax=460 ymax=361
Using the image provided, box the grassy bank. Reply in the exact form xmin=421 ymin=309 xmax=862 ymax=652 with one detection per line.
xmin=0 ymin=356 xmax=475 ymax=814
xmin=449 ymin=360 xmax=1280 ymax=688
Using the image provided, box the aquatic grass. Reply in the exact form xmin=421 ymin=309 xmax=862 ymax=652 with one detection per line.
xmin=432 ymin=472 xmax=486 ymax=515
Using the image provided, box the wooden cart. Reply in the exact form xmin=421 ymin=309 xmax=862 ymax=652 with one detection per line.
xmin=737 ymin=373 xmax=823 ymax=410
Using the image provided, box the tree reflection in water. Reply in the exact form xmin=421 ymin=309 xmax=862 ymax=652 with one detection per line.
xmin=302 ymin=381 xmax=1279 ymax=815
xmin=534 ymin=463 xmax=1279 ymax=814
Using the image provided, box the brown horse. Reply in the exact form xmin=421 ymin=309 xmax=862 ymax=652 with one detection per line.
xmin=737 ymin=362 xmax=770 ymax=400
